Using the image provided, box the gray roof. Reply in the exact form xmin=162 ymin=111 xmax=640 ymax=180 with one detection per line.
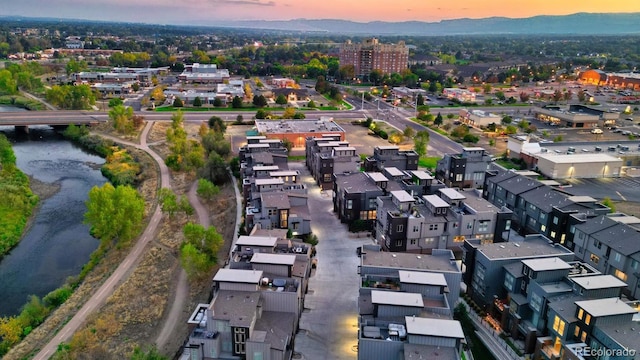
xmin=334 ymin=172 xmax=381 ymax=193
xmin=391 ymin=190 xmax=414 ymax=203
xmin=261 ymin=192 xmax=291 ymax=209
xmin=367 ymin=172 xmax=388 ymax=182
xmin=362 ymin=252 xmax=460 ymax=273
xmin=522 ymin=257 xmax=572 ymax=272
xmin=548 ymin=295 xmax=582 ymax=323
xmin=255 ymin=178 xmax=284 ymax=186
xmin=405 ymin=316 xmax=464 ymax=339
xmin=252 ymin=311 xmax=296 ymax=351
xmin=590 ymin=223 xmax=640 ymax=256
xmin=423 ymin=195 xmax=449 ymax=208
xmin=404 ymin=343 xmax=457 ymax=360
xmin=439 ymin=188 xmax=466 ymax=201
xmin=595 ymin=321 xmax=640 ymax=350
xmin=494 ymin=173 xmax=544 ymax=195
xmin=236 ymin=235 xmax=278 ymax=248
xmin=371 ymin=290 xmax=424 ymax=307
xmin=575 ymin=297 xmax=637 ymax=317
xmin=486 ymin=171 xmax=519 ymax=185
xmin=476 ymin=236 xmax=572 ymax=260
xmin=251 ymin=253 xmax=296 ymax=266
xmin=399 ymin=270 xmax=448 ymax=286
xmin=503 ymin=262 xmax=524 ymax=277
xmin=574 ymin=215 xmax=618 ymax=235
xmin=213 ymin=268 xmax=263 ymax=284
xmin=211 ymin=290 xmax=261 ymax=327
xmin=520 ymin=187 xmax=572 ymax=213
xmin=571 ymin=275 xmax=628 ymax=290
xmin=411 ymin=170 xmax=433 ymax=180
xmin=385 ymin=167 xmax=405 ymax=177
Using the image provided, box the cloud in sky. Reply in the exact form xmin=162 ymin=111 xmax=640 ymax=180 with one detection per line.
xmin=1 ymin=0 xmax=640 ymax=24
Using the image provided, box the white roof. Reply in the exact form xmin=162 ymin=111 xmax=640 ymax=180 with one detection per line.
xmin=250 ymin=253 xmax=296 ymax=266
xmin=236 ymin=235 xmax=278 ymax=247
xmin=423 ymin=195 xmax=450 ymax=208
xmin=258 ymin=139 xmax=282 ymax=143
xmin=411 ymin=170 xmax=433 ymax=180
xmin=439 ymin=188 xmax=466 ymax=201
xmin=253 ymin=165 xmax=280 ymax=171
xmin=521 ymin=257 xmax=572 ymax=272
xmin=255 ymin=178 xmax=284 ymax=186
xmin=247 ymin=143 xmax=270 ymax=148
xmin=568 ymin=196 xmax=597 ymax=203
xmin=572 ymin=275 xmax=628 ymax=290
xmin=463 ymin=147 xmax=486 ymax=151
xmin=405 ymin=316 xmax=464 ymax=339
xmin=213 ymin=268 xmax=263 ymax=283
xmin=270 ymin=171 xmax=298 ymax=177
xmin=378 ymin=145 xmax=399 ymax=150
xmin=371 ymin=290 xmax=424 ymax=307
xmin=246 ymin=135 xmax=267 ymax=140
xmin=385 ymin=167 xmax=405 ymax=177
xmin=536 ymin=153 xmax=623 ymax=164
xmin=334 ymin=146 xmax=356 ymax=151
xmin=367 ymin=172 xmax=388 ymax=182
xmin=399 ymin=271 xmax=447 ymax=287
xmin=575 ymin=297 xmax=637 ymax=317
xmin=391 ymin=190 xmax=414 ymax=203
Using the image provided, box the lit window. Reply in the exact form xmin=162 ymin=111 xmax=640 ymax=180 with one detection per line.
xmin=553 ymin=316 xmax=565 ymax=336
xmin=577 ymin=308 xmax=584 ymax=320
xmin=614 ymin=269 xmax=628 ymax=281
xmin=581 ymin=331 xmax=587 ymax=342
xmin=585 ymin=314 xmax=591 ymax=325
xmin=574 ymin=325 xmax=580 ymax=338
xmin=540 ymin=224 xmax=546 ymax=232
xmin=590 ymin=254 xmax=600 ymax=265
xmin=550 ymin=231 xmax=556 ymax=238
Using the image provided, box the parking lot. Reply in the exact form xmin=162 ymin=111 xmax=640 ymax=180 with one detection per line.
xmin=565 ymin=176 xmax=640 ymax=204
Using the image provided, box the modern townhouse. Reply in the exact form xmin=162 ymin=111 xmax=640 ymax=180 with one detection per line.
xmin=375 ymin=187 xmax=511 ymax=255
xmin=304 ymin=136 xmax=359 ymax=190
xmin=572 ymin=214 xmax=640 ymax=299
xmin=435 ymin=147 xmax=493 ymax=189
xmin=363 ymin=145 xmax=419 ymax=172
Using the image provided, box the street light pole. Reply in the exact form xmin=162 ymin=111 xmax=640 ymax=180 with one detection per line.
xmin=361 ymin=91 xmax=364 ymax=110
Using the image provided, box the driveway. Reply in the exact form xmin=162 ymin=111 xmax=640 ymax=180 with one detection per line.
xmin=290 ymin=162 xmax=373 ymax=360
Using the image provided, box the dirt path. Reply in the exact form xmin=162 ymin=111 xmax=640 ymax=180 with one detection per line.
xmin=155 ymin=180 xmax=211 ymax=351
xmin=32 ymin=121 xmax=170 ymax=360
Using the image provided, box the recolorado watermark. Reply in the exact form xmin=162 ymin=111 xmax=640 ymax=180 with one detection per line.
xmin=574 ymin=346 xmax=636 ymax=357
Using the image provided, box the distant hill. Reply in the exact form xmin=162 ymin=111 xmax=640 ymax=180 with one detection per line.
xmin=213 ymin=13 xmax=640 ymax=35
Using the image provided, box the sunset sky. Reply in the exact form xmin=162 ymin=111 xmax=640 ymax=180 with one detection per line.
xmin=3 ymin=0 xmax=640 ymax=24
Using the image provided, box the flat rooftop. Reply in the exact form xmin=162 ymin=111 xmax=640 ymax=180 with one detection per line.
xmin=536 ymin=153 xmax=623 ymax=164
xmin=575 ymin=297 xmax=637 ymax=317
xmin=475 ymin=236 xmax=572 ymax=260
xmin=404 ymin=343 xmax=457 ymax=360
xmin=399 ymin=270 xmax=447 ymax=287
xmin=371 ymin=290 xmax=424 ymax=307
xmin=236 ymin=235 xmax=278 ymax=248
xmin=439 ymin=188 xmax=466 ymax=200
xmin=211 ymin=290 xmax=261 ymax=328
xmin=213 ymin=268 xmax=263 ymax=284
xmin=392 ymin=190 xmax=414 ymax=203
xmin=571 ymin=274 xmax=628 ymax=290
xmin=405 ymin=316 xmax=464 ymax=339
xmin=423 ymin=195 xmax=450 ymax=208
xmin=385 ymin=167 xmax=405 ymax=177
xmin=362 ymin=252 xmax=460 ymax=273
xmin=521 ymin=257 xmax=572 ymax=272
xmin=411 ymin=170 xmax=433 ymax=180
xmin=367 ymin=172 xmax=388 ymax=182
xmin=255 ymin=178 xmax=284 ymax=186
xmin=251 ymin=253 xmax=296 ymax=266
xmin=255 ymin=120 xmax=344 ymax=134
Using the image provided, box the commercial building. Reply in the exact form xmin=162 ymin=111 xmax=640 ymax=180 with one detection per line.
xmin=178 ymin=63 xmax=230 ymax=84
xmin=436 ymin=147 xmax=492 ymax=188
xmin=442 ymin=88 xmax=476 ymax=103
xmin=459 ymin=109 xmax=501 ymax=127
xmin=533 ymin=105 xmax=618 ymax=128
xmin=536 ymin=153 xmax=623 ymax=179
xmin=339 ymin=38 xmax=409 ymax=77
xmin=255 ymin=118 xmax=345 ymax=148
xmin=579 ymin=69 xmax=640 ymax=91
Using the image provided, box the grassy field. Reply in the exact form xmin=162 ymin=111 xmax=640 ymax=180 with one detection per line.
xmin=419 ymin=156 xmax=441 ymax=170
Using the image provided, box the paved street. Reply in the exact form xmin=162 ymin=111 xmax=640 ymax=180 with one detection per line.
xmin=290 ymin=162 xmax=373 ymax=360
xmin=564 ymin=176 xmax=640 ymax=202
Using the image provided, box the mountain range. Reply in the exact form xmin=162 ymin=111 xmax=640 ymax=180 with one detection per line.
xmin=212 ymin=13 xmax=640 ymax=35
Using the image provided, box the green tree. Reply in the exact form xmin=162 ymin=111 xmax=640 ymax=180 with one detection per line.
xmin=275 ymin=94 xmax=288 ymax=106
xmin=253 ymin=94 xmax=267 ymax=107
xmin=199 ymin=152 xmax=229 ymax=185
xmin=451 ymin=125 xmax=469 ymax=138
xmin=255 ymin=109 xmax=270 ymax=119
xmin=232 ymin=96 xmax=243 ymax=108
xmin=413 ymin=130 xmax=430 ymax=157
xmin=601 ymin=197 xmax=616 ymax=213
xmin=158 ymin=188 xmax=179 ymax=216
xmin=208 ymin=116 xmax=227 ymax=134
xmin=434 ymin=113 xmax=443 ymax=127
xmin=196 ymin=178 xmax=220 ymax=200
xmin=84 ymin=183 xmax=145 ymax=245
xmin=108 ymin=105 xmax=135 ymax=134
xmin=505 ymin=125 xmax=518 ymax=134
xmin=193 ymin=96 xmax=202 ymax=107
xmin=0 ymin=70 xmax=18 ymax=95
xmin=416 ymin=94 xmax=425 ymax=106
xmin=108 ymin=98 xmax=123 ymax=108
xmin=213 ymin=97 xmax=223 ymax=107
xmin=180 ymin=243 xmax=210 ymax=279
xmin=403 ymin=126 xmax=415 ymax=138
xmin=463 ymin=134 xmax=480 ymax=143
xmin=172 ymin=97 xmax=184 ymax=107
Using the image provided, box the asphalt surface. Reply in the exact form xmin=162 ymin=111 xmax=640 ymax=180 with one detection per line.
xmin=291 ymin=162 xmax=373 ymax=360
xmin=564 ymin=176 xmax=640 ymax=202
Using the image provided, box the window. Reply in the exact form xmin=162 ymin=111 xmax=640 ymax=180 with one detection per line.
xmin=455 ymin=173 xmax=463 ymax=182
xmin=268 ymin=209 xmax=276 ymax=216
xmin=540 ymin=224 xmax=546 ymax=232
xmin=429 ymin=224 xmax=439 ymax=231
xmin=346 ymin=199 xmax=353 ymax=210
xmin=395 ymin=239 xmax=403 ymax=247
xmin=323 ymin=173 xmax=332 ymax=182
xmin=570 ymin=225 xmax=575 ymax=234
xmin=529 ymin=203 xmax=537 ymax=212
xmin=578 ymin=232 xmax=584 ymax=239
xmin=550 ymin=231 xmax=556 ymax=238
xmin=553 ymin=216 xmax=559 ymax=225
xmin=505 ymin=220 xmax=511 ymax=231
xmin=633 ymin=259 xmax=639 ymax=270
xmin=478 ymin=220 xmax=489 ymax=232
xmin=410 ymin=239 xmax=417 ymax=245
xmin=233 ymin=327 xmax=247 ymax=355
xmin=590 ymin=254 xmax=600 ymax=265
xmin=594 ymin=240 xmax=602 ymax=249
xmin=539 ymin=213 xmax=547 ymax=222
xmin=585 ymin=314 xmax=591 ymax=325
xmin=253 ymin=352 xmax=264 ymax=360
xmin=368 ymin=198 xmax=377 ymax=210
xmin=467 ymin=222 xmax=473 ymax=229
xmin=413 ymin=225 xmax=419 ymax=232
xmin=397 ymin=224 xmax=404 ymax=232
xmin=614 ymin=269 xmax=628 ymax=281
xmin=577 ymin=308 xmax=584 ymax=320
xmin=574 ymin=325 xmax=580 ymax=338
xmin=531 ymin=293 xmax=543 ymax=312
xmin=553 ymin=315 xmax=566 ymax=336
xmin=293 ymin=222 xmax=299 ymax=230
xmin=614 ymin=252 xmax=622 ymax=262
xmin=580 ymin=331 xmax=587 ymax=342
xmin=504 ymin=274 xmax=515 ymax=291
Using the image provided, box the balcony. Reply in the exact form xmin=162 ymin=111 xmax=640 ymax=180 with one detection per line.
xmin=362 ymin=275 xmax=401 ymax=291
xmin=538 ymin=337 xmax=561 ymax=360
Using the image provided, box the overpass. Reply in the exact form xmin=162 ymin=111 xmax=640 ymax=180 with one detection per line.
xmin=0 ymin=111 xmax=104 ymax=131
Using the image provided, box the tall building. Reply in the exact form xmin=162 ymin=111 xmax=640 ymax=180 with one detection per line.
xmin=339 ymin=38 xmax=409 ymax=77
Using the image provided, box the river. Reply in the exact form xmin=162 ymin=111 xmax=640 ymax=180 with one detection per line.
xmin=0 ymin=107 xmax=106 ymax=317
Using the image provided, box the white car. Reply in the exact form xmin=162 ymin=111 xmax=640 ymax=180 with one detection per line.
xmin=591 ymin=128 xmax=603 ymax=134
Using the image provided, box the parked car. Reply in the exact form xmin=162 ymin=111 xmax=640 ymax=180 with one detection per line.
xmin=590 ymin=128 xmax=603 ymax=134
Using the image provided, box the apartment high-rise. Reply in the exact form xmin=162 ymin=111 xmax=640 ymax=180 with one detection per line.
xmin=339 ymin=38 xmax=409 ymax=77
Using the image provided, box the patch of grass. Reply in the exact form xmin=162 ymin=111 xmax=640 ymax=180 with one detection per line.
xmin=0 ymin=95 xmax=44 ymax=110
xmin=288 ymin=155 xmax=306 ymax=162
xmin=419 ymin=156 xmax=441 ymax=169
